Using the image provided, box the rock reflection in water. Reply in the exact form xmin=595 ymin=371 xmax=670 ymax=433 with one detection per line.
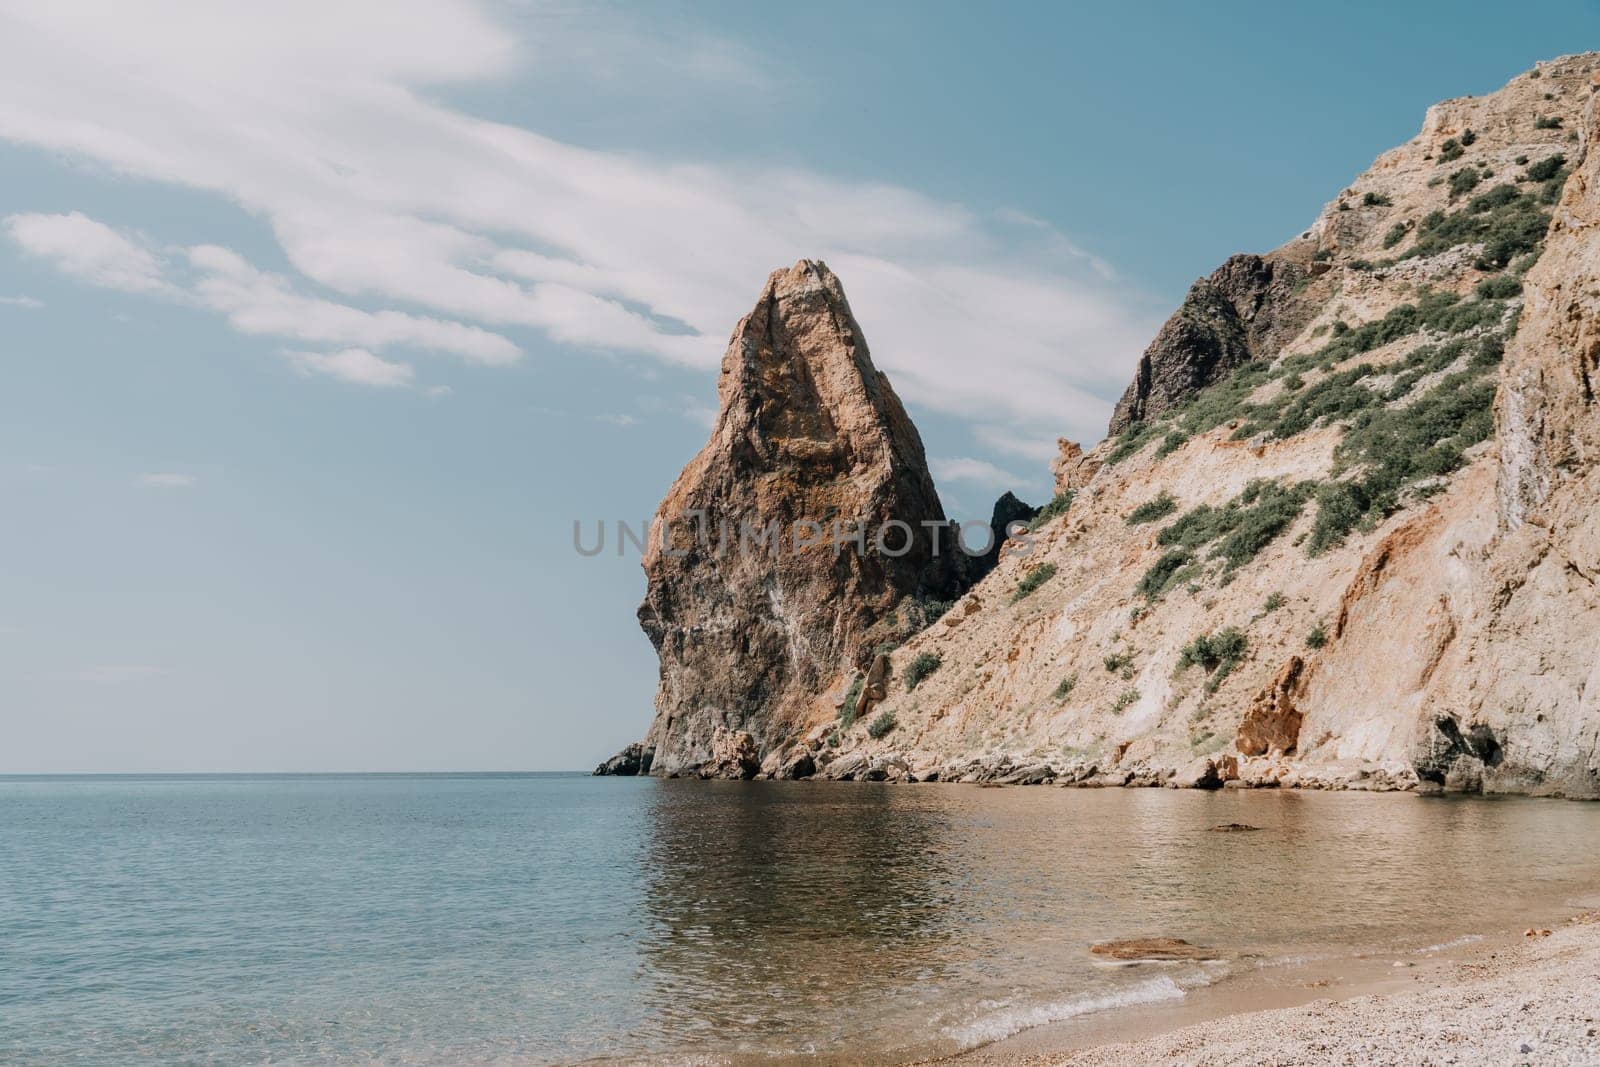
xmin=637 ymin=779 xmax=964 ymax=1051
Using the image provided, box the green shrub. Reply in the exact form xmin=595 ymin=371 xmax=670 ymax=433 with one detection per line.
xmin=1525 ymin=154 xmax=1566 ymax=182
xmin=1306 ymin=624 xmax=1328 ymax=649
xmin=1447 ymin=167 xmax=1480 ymax=199
xmin=1156 ymin=480 xmax=1311 ymax=572
xmin=1011 ymin=562 xmax=1058 ymax=603
xmin=1155 ymin=430 xmax=1189 ymax=458
xmin=1362 ymin=191 xmax=1393 ymax=206
xmin=1110 ymin=689 xmax=1140 ymax=714
xmin=1178 ymin=627 xmax=1248 ymax=672
xmin=1382 ymin=222 xmax=1409 ymax=249
xmin=866 ymin=711 xmax=897 ymax=739
xmin=1307 ymin=481 xmax=1367 ymax=555
xmin=1475 ymin=275 xmax=1522 ymax=300
xmin=1460 ymin=129 xmax=1477 ymax=147
xmin=1437 ymin=139 xmax=1464 ymax=163
xmin=903 ymin=651 xmax=942 ymax=691
xmin=1104 ymin=650 xmax=1133 ymax=675
xmin=1304 ymin=361 xmax=1500 ymax=556
xmin=1178 ymin=627 xmax=1248 ymax=692
xmin=1137 ymin=548 xmax=1193 ymax=600
xmin=1399 ymin=186 xmax=1550 ymax=269
xmin=1262 ymin=591 xmax=1286 ymax=613
xmin=1052 ymin=673 xmax=1078 ymax=702
xmin=1534 ymin=115 xmax=1562 ymax=130
xmin=908 ymin=597 xmax=952 ymax=630
xmin=1104 ymin=422 xmax=1164 ymax=465
xmin=1028 ymin=490 xmax=1074 ymax=531
xmin=839 ymin=675 xmax=863 ymax=727
xmin=1127 ymin=491 xmax=1178 ymax=525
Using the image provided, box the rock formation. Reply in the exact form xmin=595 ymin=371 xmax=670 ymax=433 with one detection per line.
xmin=606 ymin=55 xmax=1600 ymax=797
xmin=1050 ymin=438 xmax=1100 ymax=495
xmin=1108 ymin=253 xmax=1313 ymax=435
xmin=625 ymin=260 xmax=973 ymax=777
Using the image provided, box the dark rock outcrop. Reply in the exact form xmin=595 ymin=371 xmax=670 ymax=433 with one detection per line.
xmin=1108 ymin=253 xmax=1311 ymax=434
xmin=960 ymin=490 xmax=1037 ymax=582
xmin=593 ymin=742 xmax=653 ymax=776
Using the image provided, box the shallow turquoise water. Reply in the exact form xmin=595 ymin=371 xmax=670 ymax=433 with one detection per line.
xmin=4 ymin=774 xmax=1600 ymax=1064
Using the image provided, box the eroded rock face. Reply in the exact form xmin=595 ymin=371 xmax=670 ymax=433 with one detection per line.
xmin=1237 ymin=657 xmax=1305 ymax=757
xmin=1108 ymin=254 xmax=1312 ymax=435
xmin=1428 ymin=89 xmax=1600 ymax=797
xmin=635 ymin=260 xmax=964 ymax=777
xmin=1050 ymin=438 xmax=1100 ymax=495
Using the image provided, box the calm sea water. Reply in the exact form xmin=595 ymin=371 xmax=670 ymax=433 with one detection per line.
xmin=4 ymin=774 xmax=1600 ymax=1064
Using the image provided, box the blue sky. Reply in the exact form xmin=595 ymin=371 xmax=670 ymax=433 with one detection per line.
xmin=2 ymin=1 xmax=1595 ymax=772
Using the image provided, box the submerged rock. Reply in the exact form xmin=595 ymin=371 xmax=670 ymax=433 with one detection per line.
xmin=1090 ymin=937 xmax=1222 ymax=962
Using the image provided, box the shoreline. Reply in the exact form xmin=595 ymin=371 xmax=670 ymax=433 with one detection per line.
xmin=931 ymin=908 xmax=1600 ymax=1065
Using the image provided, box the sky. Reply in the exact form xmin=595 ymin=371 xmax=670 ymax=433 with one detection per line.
xmin=2 ymin=0 xmax=1595 ymax=773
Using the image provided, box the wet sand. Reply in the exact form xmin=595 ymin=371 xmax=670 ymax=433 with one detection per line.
xmin=939 ymin=911 xmax=1600 ymax=1065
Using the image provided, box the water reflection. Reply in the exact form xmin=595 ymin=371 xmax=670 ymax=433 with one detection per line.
xmin=632 ymin=781 xmax=1600 ymax=1059
xmin=7 ymin=776 xmax=1600 ymax=1065
xmin=636 ymin=780 xmax=965 ymax=1051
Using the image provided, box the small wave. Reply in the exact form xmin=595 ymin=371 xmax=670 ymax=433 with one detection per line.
xmin=944 ymin=975 xmax=1187 ymax=1048
xmin=1420 ymin=934 xmax=1483 ymax=953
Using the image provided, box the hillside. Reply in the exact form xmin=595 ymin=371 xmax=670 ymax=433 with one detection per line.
xmin=607 ymin=54 xmax=1600 ymax=797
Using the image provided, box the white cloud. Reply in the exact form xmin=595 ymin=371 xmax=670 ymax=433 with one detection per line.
xmin=188 ymin=246 xmax=520 ymax=365
xmin=0 ymin=294 xmax=43 ymax=307
xmin=972 ymin=424 xmax=1063 ymax=463
xmin=5 ymin=211 xmax=168 ymax=293
xmin=931 ymin=456 xmax=1023 ymax=489
xmin=133 ymin=472 xmax=197 ymax=488
xmin=592 ymin=413 xmax=638 ymax=426
xmin=0 ymin=0 xmax=1156 ymax=439
xmin=282 ymin=347 xmax=415 ymax=388
xmin=4 ymin=216 xmax=522 ymax=366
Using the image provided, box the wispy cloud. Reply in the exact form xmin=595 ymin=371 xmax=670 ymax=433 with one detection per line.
xmin=5 ymin=212 xmax=168 ymax=293
xmin=931 ymin=456 xmax=1023 ymax=489
xmin=5 ymin=216 xmax=520 ymax=367
xmin=132 ymin=472 xmax=197 ymax=489
xmin=0 ymin=294 xmax=43 ymax=308
xmin=282 ymin=347 xmax=415 ymax=388
xmin=972 ymin=424 xmax=1064 ymax=463
xmin=0 ymin=0 xmax=1155 ymax=440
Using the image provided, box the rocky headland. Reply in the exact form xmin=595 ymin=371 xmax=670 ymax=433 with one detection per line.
xmin=604 ymin=54 xmax=1600 ymax=798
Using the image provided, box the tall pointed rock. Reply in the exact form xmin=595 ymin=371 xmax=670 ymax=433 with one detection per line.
xmin=634 ymin=260 xmax=958 ymax=776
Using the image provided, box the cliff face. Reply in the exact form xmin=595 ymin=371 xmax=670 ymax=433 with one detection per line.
xmin=631 ymin=260 xmax=969 ymax=777
xmin=611 ymin=55 xmax=1600 ymax=796
xmin=1108 ymin=254 xmax=1313 ymax=435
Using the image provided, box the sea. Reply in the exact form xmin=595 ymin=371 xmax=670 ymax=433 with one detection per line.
xmin=4 ymin=773 xmax=1600 ymax=1064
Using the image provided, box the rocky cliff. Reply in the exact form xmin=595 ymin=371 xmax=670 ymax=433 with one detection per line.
xmin=627 ymin=260 xmax=985 ymax=777
xmin=1108 ymin=253 xmax=1313 ymax=434
xmin=607 ymin=55 xmax=1600 ymax=796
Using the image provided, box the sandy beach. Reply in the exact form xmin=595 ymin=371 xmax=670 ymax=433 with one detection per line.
xmin=949 ymin=911 xmax=1600 ymax=1066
